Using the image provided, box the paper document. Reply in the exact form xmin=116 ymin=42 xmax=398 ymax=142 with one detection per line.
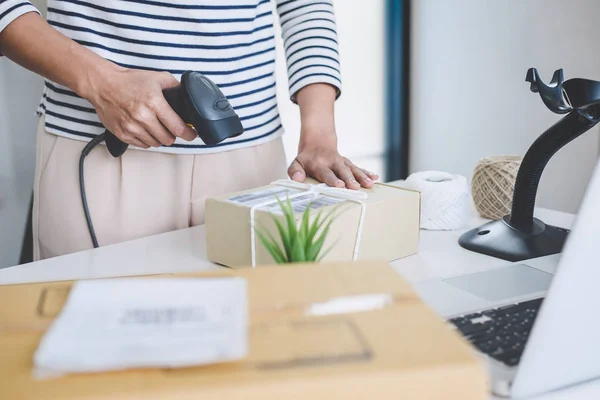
xmin=33 ymin=278 xmax=248 ymax=378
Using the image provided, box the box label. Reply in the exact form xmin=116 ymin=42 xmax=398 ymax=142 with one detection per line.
xmin=261 ymin=193 xmax=345 ymax=214
xmin=228 ymin=187 xmax=345 ymax=213
xmin=228 ymin=187 xmax=304 ymax=207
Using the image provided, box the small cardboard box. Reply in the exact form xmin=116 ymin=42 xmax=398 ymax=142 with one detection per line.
xmin=0 ymin=261 xmax=488 ymax=399
xmin=205 ymin=180 xmax=420 ymax=267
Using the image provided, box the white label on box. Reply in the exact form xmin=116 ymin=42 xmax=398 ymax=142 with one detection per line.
xmin=228 ymin=187 xmax=345 ymax=213
xmin=228 ymin=187 xmax=304 ymax=207
xmin=33 ymin=278 xmax=248 ymax=378
xmin=260 ymin=193 xmax=345 ymax=214
xmin=306 ymin=294 xmax=394 ymax=316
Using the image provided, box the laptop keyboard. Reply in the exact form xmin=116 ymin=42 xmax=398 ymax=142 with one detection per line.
xmin=449 ymin=298 xmax=544 ymax=367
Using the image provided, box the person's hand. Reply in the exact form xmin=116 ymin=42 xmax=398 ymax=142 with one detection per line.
xmin=83 ymin=66 xmax=197 ymax=149
xmin=288 ymin=132 xmax=379 ymax=190
xmin=290 ymin=83 xmax=379 ymax=190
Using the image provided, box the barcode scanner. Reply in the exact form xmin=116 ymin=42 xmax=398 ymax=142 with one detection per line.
xmin=104 ymin=71 xmax=244 ymax=157
xmin=79 ymin=71 xmax=244 ymax=247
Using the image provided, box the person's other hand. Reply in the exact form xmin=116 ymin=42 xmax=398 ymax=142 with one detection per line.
xmin=290 ymin=83 xmax=379 ymax=190
xmin=84 ymin=66 xmax=197 ymax=149
xmin=288 ymin=133 xmax=379 ymax=190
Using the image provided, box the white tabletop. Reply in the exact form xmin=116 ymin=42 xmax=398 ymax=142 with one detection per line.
xmin=0 ymin=206 xmax=575 ymax=286
xmin=1 ymin=205 xmax=597 ymax=399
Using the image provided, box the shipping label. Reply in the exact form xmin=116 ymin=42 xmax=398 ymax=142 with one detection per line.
xmin=227 ymin=187 xmax=345 ymax=213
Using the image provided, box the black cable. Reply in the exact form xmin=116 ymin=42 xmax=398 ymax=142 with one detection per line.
xmin=79 ymin=132 xmax=107 ymax=248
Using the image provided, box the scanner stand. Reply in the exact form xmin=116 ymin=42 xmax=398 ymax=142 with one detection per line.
xmin=459 ymin=68 xmax=600 ymax=262
xmin=459 ymin=216 xmax=570 ymax=262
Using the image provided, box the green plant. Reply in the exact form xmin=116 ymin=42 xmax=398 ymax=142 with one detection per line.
xmin=255 ymin=197 xmax=340 ymax=264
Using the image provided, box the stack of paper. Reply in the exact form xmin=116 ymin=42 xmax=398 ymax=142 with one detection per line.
xmin=33 ymin=277 xmax=248 ymax=378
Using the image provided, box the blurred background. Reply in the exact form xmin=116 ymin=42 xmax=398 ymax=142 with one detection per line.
xmin=1 ymin=0 xmax=600 ymax=268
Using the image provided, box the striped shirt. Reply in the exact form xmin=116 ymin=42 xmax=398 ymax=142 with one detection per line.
xmin=0 ymin=0 xmax=342 ymax=154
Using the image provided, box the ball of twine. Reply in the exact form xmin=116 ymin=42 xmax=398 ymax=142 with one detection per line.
xmin=472 ymin=155 xmax=523 ymax=220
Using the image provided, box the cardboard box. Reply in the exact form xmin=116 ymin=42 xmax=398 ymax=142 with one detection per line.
xmin=205 ymin=180 xmax=420 ymax=267
xmin=0 ymin=261 xmax=488 ymax=400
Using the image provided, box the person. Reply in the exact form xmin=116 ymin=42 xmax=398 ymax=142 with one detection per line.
xmin=0 ymin=0 xmax=378 ymax=261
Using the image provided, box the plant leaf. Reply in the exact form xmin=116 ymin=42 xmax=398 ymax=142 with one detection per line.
xmin=317 ymin=237 xmax=341 ymax=262
xmin=305 ymin=204 xmax=341 ymax=260
xmin=301 ymin=200 xmax=313 ymax=253
xmin=264 ymin=194 xmax=348 ymax=264
xmin=290 ymin=231 xmax=306 ymax=262
xmin=262 ymin=223 xmax=289 ymax=263
xmin=314 ymin=203 xmax=356 ymax=262
xmin=273 ymin=217 xmax=291 ymax=261
xmin=307 ymin=209 xmax=323 ymax=246
xmin=306 ymin=228 xmax=328 ymax=261
xmin=278 ymin=196 xmax=297 ymax=249
xmin=255 ymin=226 xmax=287 ymax=264
xmin=306 ymin=216 xmax=336 ymax=261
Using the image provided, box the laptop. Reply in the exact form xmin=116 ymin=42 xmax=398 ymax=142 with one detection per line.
xmin=413 ymin=159 xmax=600 ymax=399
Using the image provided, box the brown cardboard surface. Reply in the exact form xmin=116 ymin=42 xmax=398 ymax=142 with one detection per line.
xmin=205 ymin=181 xmax=421 ymax=268
xmin=0 ymin=261 xmax=488 ymax=400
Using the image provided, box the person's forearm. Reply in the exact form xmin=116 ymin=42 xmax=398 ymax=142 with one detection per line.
xmin=296 ymin=83 xmax=338 ymax=148
xmin=0 ymin=12 xmax=196 ymax=148
xmin=0 ymin=12 xmax=120 ymax=100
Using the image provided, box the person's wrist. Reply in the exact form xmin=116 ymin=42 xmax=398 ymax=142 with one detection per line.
xmin=299 ymin=126 xmax=337 ymax=151
xmin=297 ymin=83 xmax=338 ymax=149
xmin=75 ymin=57 xmax=124 ymax=104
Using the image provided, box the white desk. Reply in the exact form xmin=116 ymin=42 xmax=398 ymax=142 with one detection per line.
xmin=1 ymin=207 xmax=598 ymax=399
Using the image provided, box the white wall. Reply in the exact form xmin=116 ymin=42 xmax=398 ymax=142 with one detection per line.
xmin=0 ymin=0 xmax=46 ymax=268
xmin=410 ymin=0 xmax=600 ymax=214
xmin=0 ymin=63 xmax=12 ymax=186
xmin=0 ymin=58 xmax=44 ymax=268
xmin=274 ymin=0 xmax=386 ymax=178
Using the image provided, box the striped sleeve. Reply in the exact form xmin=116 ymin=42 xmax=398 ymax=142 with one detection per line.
xmin=0 ymin=0 xmax=40 ymax=55
xmin=276 ymin=0 xmax=342 ymax=103
xmin=0 ymin=1 xmax=39 ymax=33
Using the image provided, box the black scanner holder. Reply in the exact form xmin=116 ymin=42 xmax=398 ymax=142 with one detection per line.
xmin=459 ymin=68 xmax=600 ymax=262
xmin=80 ymin=71 xmax=244 ymax=248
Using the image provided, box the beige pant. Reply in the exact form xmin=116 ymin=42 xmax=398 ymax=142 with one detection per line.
xmin=32 ymin=117 xmax=288 ymax=261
